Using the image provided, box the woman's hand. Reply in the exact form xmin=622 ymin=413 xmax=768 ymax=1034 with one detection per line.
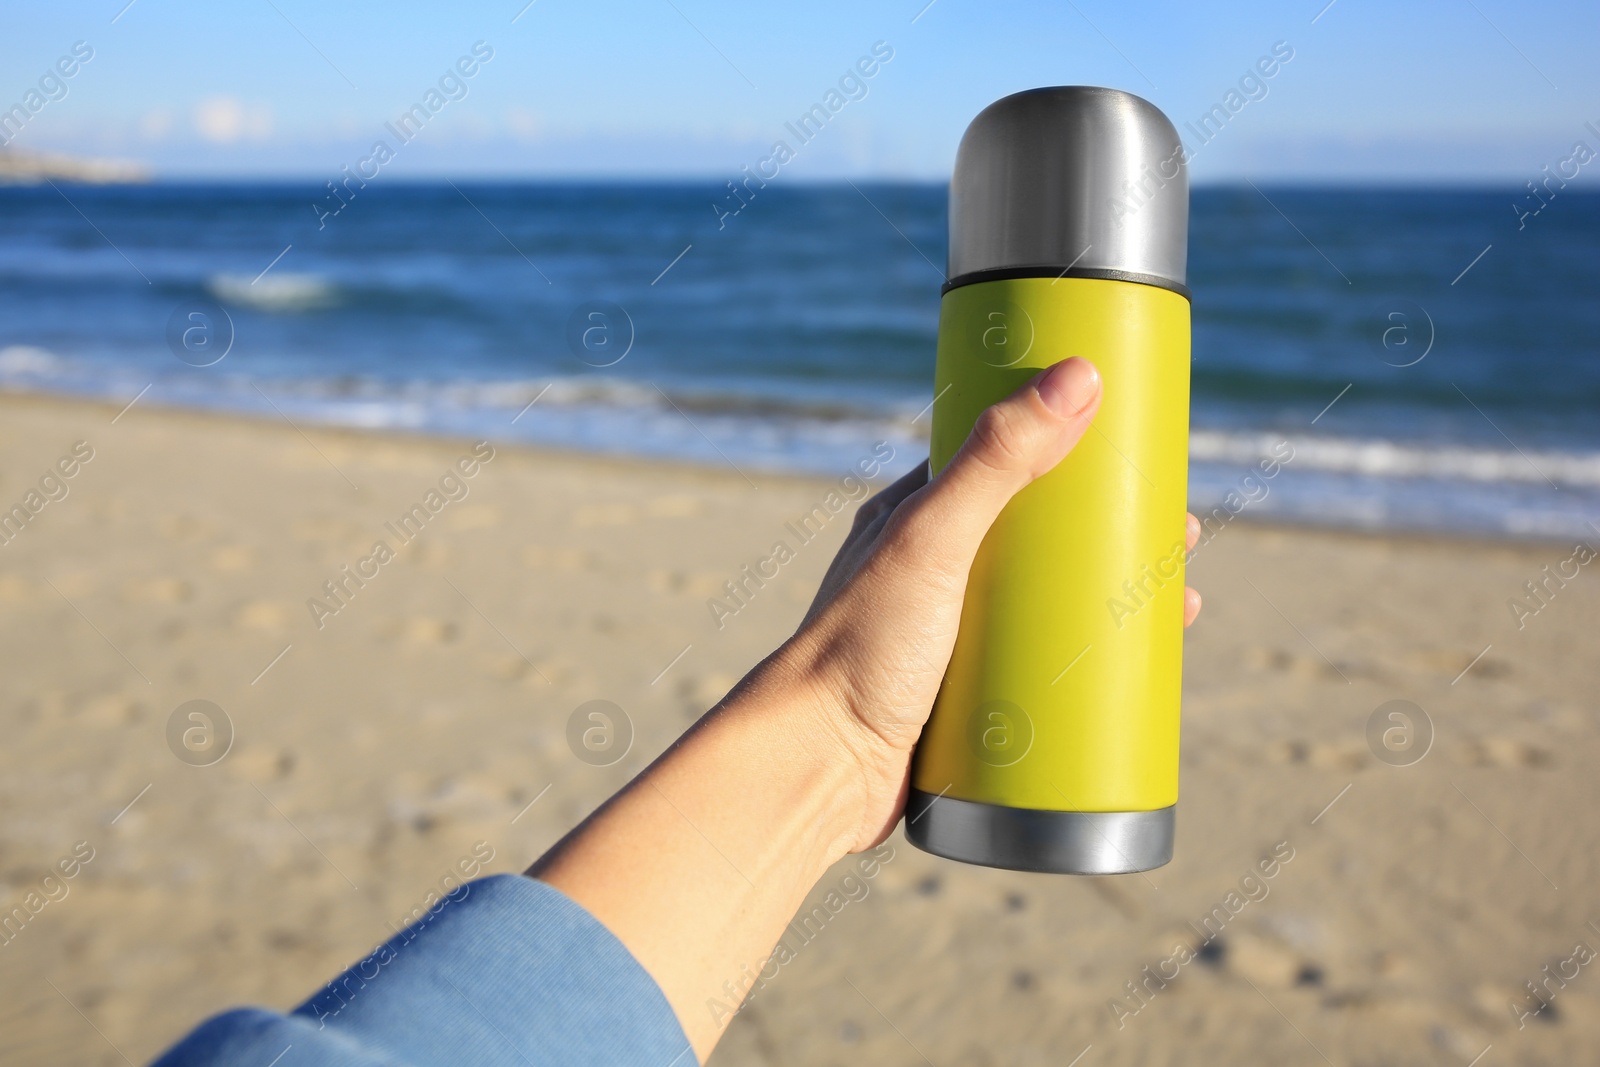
xmin=762 ymin=356 xmax=1202 ymax=852
xmin=531 ymin=357 xmax=1201 ymax=1059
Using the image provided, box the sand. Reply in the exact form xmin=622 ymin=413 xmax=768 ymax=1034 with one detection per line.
xmin=1 ymin=389 xmax=1596 ymax=1066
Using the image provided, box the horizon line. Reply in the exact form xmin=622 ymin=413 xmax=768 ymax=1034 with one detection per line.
xmin=5 ymin=174 xmax=1595 ymax=190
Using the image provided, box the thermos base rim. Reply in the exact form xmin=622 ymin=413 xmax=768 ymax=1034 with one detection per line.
xmin=904 ymin=789 xmax=1175 ymax=875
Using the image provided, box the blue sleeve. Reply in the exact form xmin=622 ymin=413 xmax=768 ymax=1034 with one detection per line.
xmin=152 ymin=874 xmax=695 ymax=1067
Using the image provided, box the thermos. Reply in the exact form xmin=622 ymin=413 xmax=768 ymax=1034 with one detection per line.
xmin=906 ymin=87 xmax=1191 ymax=874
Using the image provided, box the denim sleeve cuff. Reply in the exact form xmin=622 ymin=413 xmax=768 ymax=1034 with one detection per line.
xmin=152 ymin=874 xmax=695 ymax=1067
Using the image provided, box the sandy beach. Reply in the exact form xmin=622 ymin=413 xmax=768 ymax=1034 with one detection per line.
xmin=2 ymin=389 xmax=1597 ymax=1067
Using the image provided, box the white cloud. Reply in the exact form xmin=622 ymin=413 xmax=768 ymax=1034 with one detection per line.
xmin=505 ymin=107 xmax=542 ymax=143
xmin=193 ymin=96 xmax=274 ymax=143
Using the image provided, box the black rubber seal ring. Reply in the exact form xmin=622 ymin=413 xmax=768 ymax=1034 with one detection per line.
xmin=942 ymin=265 xmax=1191 ymax=301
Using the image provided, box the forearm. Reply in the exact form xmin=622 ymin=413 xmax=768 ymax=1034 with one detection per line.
xmin=527 ymin=649 xmax=866 ymax=1059
xmin=529 ymin=362 xmax=1129 ymax=1061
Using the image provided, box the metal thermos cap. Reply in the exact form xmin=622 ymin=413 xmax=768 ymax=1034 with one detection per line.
xmin=947 ymin=86 xmax=1188 ymax=294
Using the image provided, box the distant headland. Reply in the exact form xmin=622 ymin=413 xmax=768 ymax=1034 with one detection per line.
xmin=0 ymin=147 xmax=149 ymax=184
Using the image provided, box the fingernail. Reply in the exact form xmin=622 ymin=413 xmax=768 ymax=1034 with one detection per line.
xmin=1036 ymin=358 xmax=1100 ymax=418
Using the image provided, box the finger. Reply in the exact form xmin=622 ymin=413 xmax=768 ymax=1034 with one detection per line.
xmin=835 ymin=460 xmax=930 ymax=561
xmin=805 ymin=461 xmax=932 ymax=621
xmin=1183 ymin=586 xmax=1202 ymax=627
xmin=851 ymin=459 xmax=929 ymax=532
xmin=1185 ymin=512 xmax=1200 ymax=552
xmin=896 ymin=358 xmax=1101 ymax=569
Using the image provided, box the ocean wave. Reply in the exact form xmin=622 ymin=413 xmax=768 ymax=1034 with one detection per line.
xmin=0 ymin=344 xmax=63 ymax=375
xmin=206 ymin=272 xmax=338 ymax=312
xmin=241 ymin=373 xmax=928 ymax=428
xmin=2 ymin=348 xmax=1594 ymax=494
xmin=238 ymin=375 xmax=1600 ymax=491
xmin=1191 ymin=428 xmax=1600 ymax=489
xmin=4 ymin=347 xmax=1599 ymax=543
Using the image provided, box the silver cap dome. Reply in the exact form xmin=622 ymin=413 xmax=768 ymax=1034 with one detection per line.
xmin=947 ymin=86 xmax=1188 ymax=294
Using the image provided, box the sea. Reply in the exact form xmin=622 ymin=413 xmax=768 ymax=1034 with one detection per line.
xmin=2 ymin=181 xmax=1597 ymax=542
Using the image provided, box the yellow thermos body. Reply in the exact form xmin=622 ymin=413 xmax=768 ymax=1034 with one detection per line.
xmin=907 ymin=87 xmax=1191 ymax=874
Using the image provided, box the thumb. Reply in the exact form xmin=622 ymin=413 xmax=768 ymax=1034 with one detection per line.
xmin=907 ymin=357 xmax=1102 ymax=565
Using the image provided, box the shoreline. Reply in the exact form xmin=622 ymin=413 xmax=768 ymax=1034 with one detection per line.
xmin=3 ymin=386 xmax=1585 ymax=553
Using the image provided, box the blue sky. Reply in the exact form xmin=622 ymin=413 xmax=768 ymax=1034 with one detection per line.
xmin=4 ymin=0 xmax=1598 ymax=182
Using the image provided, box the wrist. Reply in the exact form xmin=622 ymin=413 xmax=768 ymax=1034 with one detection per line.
xmin=736 ymin=637 xmax=906 ymax=856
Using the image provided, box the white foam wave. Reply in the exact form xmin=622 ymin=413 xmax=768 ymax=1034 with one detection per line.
xmin=0 ymin=344 xmax=63 ymax=375
xmin=257 ymin=373 xmax=920 ymax=427
xmin=1190 ymin=429 xmax=1600 ymax=488
xmin=207 ymin=272 xmax=337 ymax=312
xmin=215 ymin=376 xmax=1600 ymax=490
